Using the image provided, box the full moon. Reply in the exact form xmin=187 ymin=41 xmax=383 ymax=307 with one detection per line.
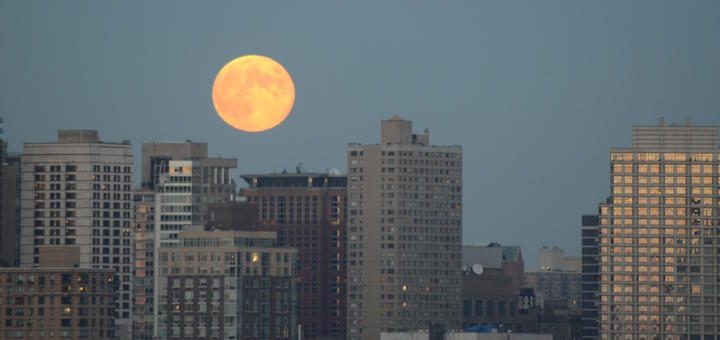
xmin=212 ymin=55 xmax=295 ymax=132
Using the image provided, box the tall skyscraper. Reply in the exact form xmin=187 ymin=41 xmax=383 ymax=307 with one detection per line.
xmin=597 ymin=120 xmax=720 ymax=338
xmin=240 ymin=171 xmax=348 ymax=339
xmin=347 ymin=116 xmax=463 ymax=339
xmin=154 ymin=230 xmax=298 ymax=339
xmin=20 ymin=130 xmax=134 ymax=338
xmin=581 ymin=214 xmax=600 ymax=340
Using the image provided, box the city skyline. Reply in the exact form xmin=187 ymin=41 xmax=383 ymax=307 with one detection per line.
xmin=2 ymin=120 xmax=720 ymax=339
xmin=2 ymin=1 xmax=720 ymax=268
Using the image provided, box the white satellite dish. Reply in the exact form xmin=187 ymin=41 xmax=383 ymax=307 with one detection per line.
xmin=462 ymin=265 xmax=469 ymax=273
xmin=471 ymin=263 xmax=484 ymax=275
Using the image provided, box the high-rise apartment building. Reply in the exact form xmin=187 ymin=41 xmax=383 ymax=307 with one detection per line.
xmin=240 ymin=171 xmax=348 ymax=339
xmin=154 ymin=160 xmax=203 ymax=248
xmin=581 ymin=214 xmax=600 ymax=340
xmin=151 ymin=159 xmax=205 ymax=338
xmin=133 ymin=189 xmax=155 ymax=340
xmin=19 ymin=130 xmax=134 ymax=337
xmin=141 ymin=141 xmax=236 ymax=223
xmin=597 ymin=120 xmax=720 ymax=338
xmin=347 ymin=116 xmax=463 ymax=339
xmin=154 ymin=230 xmax=298 ymax=340
xmin=138 ymin=142 xmax=236 ymax=339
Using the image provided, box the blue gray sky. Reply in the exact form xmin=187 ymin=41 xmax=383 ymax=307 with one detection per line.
xmin=2 ymin=1 xmax=719 ymax=267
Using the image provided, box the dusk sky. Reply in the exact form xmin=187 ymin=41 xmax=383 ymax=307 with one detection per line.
xmin=2 ymin=1 xmax=719 ymax=266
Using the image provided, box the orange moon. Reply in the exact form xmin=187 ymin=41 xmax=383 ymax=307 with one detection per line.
xmin=212 ymin=55 xmax=295 ymax=132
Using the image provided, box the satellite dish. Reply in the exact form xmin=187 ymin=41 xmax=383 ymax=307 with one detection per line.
xmin=462 ymin=265 xmax=469 ymax=273
xmin=471 ymin=264 xmax=484 ymax=275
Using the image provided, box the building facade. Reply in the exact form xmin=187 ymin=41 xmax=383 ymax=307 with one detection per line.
xmin=141 ymin=141 xmax=236 ymax=224
xmin=526 ymin=271 xmax=581 ymax=313
xmin=240 ymin=172 xmax=348 ymax=339
xmin=597 ymin=120 xmax=720 ymax=338
xmin=133 ymin=189 xmax=155 ymax=340
xmin=139 ymin=142 xmax=237 ymax=339
xmin=347 ymin=116 xmax=463 ymax=339
xmin=154 ymin=230 xmax=298 ymax=340
xmin=152 ymin=159 xmax=204 ymax=338
xmin=538 ymin=246 xmax=581 ymax=272
xmin=580 ymin=214 xmax=600 ymax=340
xmin=19 ymin=130 xmax=134 ymax=337
xmin=461 ymin=244 xmax=537 ymax=333
xmin=0 ymin=246 xmax=117 ymax=340
xmin=1 ymin=150 xmax=21 ymax=267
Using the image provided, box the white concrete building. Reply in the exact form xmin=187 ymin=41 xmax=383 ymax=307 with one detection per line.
xmin=20 ymin=130 xmax=134 ymax=338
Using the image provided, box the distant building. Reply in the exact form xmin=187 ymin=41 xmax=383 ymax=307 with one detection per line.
xmin=596 ymin=120 xmax=720 ymax=338
xmin=1 ymin=150 xmax=21 ymax=267
xmin=140 ymin=141 xmax=236 ymax=223
xmin=461 ymin=243 xmax=538 ymax=333
xmin=526 ymin=246 xmax=582 ymax=339
xmin=0 ymin=117 xmax=4 ymax=265
xmin=380 ymin=331 xmax=553 ymax=340
xmin=132 ymin=189 xmax=155 ymax=340
xmin=538 ymin=246 xmax=580 ymax=272
xmin=580 ymin=214 xmax=599 ymax=340
xmin=137 ymin=141 xmax=237 ymax=339
xmin=347 ymin=116 xmax=463 ymax=339
xmin=19 ymin=130 xmax=134 ymax=337
xmin=151 ymin=159 xmax=205 ymax=338
xmin=0 ymin=120 xmax=22 ymax=268
xmin=206 ymin=200 xmax=259 ymax=231
xmin=154 ymin=230 xmax=298 ymax=339
xmin=0 ymin=246 xmax=117 ymax=339
xmin=526 ymin=246 xmax=581 ymax=312
xmin=240 ymin=171 xmax=347 ymax=340
xmin=525 ymin=271 xmax=581 ymax=313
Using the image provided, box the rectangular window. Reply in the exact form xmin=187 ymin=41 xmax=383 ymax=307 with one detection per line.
xmin=474 ymin=300 xmax=483 ymax=316
xmin=463 ymin=300 xmax=471 ymax=317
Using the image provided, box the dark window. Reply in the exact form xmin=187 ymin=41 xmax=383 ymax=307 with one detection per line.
xmin=463 ymin=300 xmax=472 ymax=317
xmin=474 ymin=300 xmax=482 ymax=316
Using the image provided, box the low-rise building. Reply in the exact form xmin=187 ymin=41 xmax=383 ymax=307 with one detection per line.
xmin=380 ymin=331 xmax=553 ymax=340
xmin=0 ymin=246 xmax=117 ymax=339
xmin=462 ymin=243 xmax=538 ymax=333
